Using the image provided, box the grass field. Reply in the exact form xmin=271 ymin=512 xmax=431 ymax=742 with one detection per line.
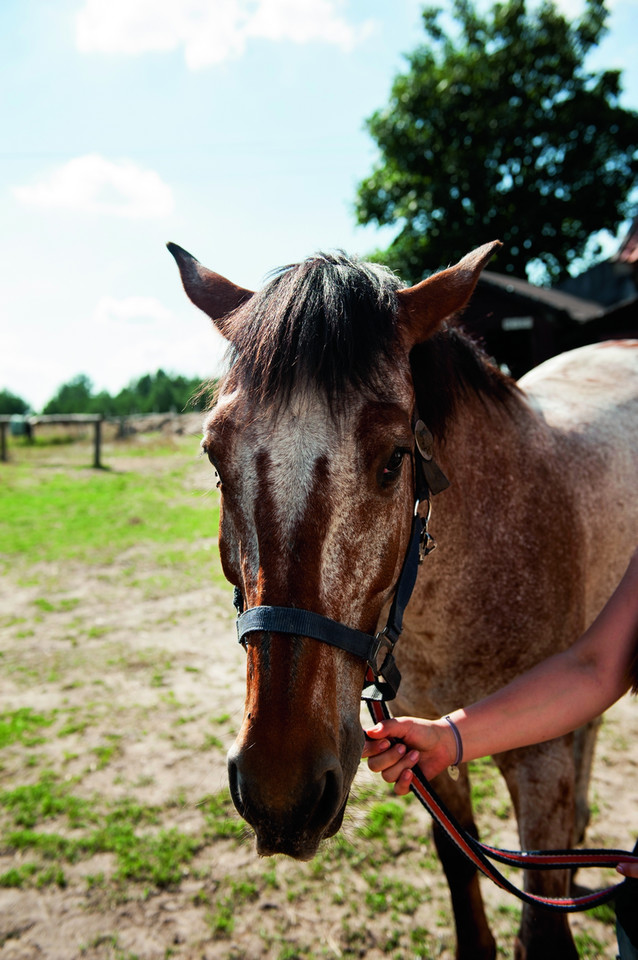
xmin=0 ymin=427 xmax=632 ymax=960
xmin=1 ymin=432 xmax=222 ymax=567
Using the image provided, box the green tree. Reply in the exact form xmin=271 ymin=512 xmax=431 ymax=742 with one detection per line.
xmin=43 ymin=375 xmax=94 ymax=414
xmin=90 ymin=390 xmax=119 ymax=417
xmin=148 ymin=369 xmax=174 ymax=413
xmin=0 ymin=388 xmax=30 ymax=415
xmin=41 ymin=370 xmax=209 ymax=417
xmin=355 ymin=0 xmax=638 ymax=284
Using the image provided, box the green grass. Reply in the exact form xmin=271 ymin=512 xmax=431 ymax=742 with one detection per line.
xmin=4 ymin=814 xmax=198 ymax=889
xmin=358 ymin=799 xmax=406 ymax=840
xmin=0 ymin=437 xmax=220 ymax=573
xmin=0 ymin=707 xmax=56 ymax=749
xmin=0 ymin=771 xmax=206 ymax=890
xmin=201 ymin=792 xmax=247 ymax=839
xmin=573 ymin=931 xmax=608 ymax=959
xmin=0 ymin=769 xmax=244 ymax=887
xmin=589 ymin=901 xmax=617 ymax=926
xmin=0 ymin=439 xmax=229 ymax=602
xmin=468 ymin=756 xmax=500 ymax=815
xmin=33 ymin=596 xmax=81 ymax=613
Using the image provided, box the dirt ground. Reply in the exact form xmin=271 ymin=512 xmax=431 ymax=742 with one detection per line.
xmin=1 ymin=436 xmax=637 ymax=960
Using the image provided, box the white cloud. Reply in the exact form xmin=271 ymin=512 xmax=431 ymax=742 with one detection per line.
xmin=246 ymin=0 xmax=369 ymax=50
xmin=93 ymin=296 xmax=173 ymax=327
xmin=12 ymin=154 xmax=174 ymax=218
xmin=84 ymin=295 xmax=226 ymax=397
xmin=75 ymin=0 xmax=372 ymax=69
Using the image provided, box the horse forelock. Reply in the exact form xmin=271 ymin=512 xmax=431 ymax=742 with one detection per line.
xmin=220 ymin=252 xmax=402 ymax=409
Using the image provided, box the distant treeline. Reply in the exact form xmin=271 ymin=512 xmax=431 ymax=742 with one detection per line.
xmin=0 ymin=370 xmax=214 ymax=417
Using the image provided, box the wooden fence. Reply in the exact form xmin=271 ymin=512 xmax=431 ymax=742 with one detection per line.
xmin=0 ymin=414 xmax=104 ymax=468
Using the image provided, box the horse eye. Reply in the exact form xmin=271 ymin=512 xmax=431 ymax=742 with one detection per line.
xmin=382 ymin=448 xmax=408 ymax=482
xmin=202 ymin=443 xmax=223 ymax=489
xmin=211 ymin=461 xmax=223 ymax=489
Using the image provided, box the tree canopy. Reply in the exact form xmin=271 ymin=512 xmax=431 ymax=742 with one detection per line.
xmin=41 ymin=370 xmax=209 ymax=417
xmin=355 ymin=0 xmax=638 ymax=284
xmin=0 ymin=388 xmax=30 ymax=416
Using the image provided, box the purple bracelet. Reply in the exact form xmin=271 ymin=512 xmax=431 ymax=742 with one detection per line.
xmin=445 ymin=715 xmax=463 ymax=781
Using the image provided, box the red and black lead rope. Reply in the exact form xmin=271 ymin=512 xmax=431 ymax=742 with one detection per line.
xmin=365 ymin=683 xmax=638 ymax=912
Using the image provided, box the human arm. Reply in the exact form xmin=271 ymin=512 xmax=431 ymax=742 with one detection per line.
xmin=363 ymin=546 xmax=638 ymax=789
xmin=363 ymin=548 xmax=638 ymax=877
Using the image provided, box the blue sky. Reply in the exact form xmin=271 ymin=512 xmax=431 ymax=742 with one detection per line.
xmin=2 ymin=0 xmax=637 ymax=412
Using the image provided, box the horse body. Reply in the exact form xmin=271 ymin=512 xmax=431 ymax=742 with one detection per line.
xmin=393 ymin=339 xmax=638 ymax=958
xmin=168 ymin=239 xmax=638 ymax=960
xmin=400 ymin=340 xmax=638 ymax=713
xmin=519 ymin=341 xmax=638 ymax=629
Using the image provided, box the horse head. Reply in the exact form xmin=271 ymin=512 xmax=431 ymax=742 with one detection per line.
xmin=168 ymin=240 xmax=499 ymax=859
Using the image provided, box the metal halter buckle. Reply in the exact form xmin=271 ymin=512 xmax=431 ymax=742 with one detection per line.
xmin=368 ymin=627 xmax=396 ymax=677
xmin=418 ymin=496 xmax=437 ymax=562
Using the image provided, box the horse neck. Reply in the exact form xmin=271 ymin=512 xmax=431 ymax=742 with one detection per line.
xmin=434 ymin=385 xmax=554 ymax=519
xmin=405 ymin=385 xmax=584 ymax=707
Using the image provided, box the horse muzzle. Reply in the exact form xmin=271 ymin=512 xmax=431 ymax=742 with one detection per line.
xmin=227 ymin=741 xmax=348 ymax=860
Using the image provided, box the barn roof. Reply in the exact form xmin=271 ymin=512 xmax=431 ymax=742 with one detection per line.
xmin=478 ymin=271 xmax=605 ymax=323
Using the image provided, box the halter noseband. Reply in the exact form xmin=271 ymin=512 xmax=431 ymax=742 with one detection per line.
xmin=233 ymin=420 xmax=449 ymax=701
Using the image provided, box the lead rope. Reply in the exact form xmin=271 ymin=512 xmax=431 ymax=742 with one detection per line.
xmin=366 ymin=692 xmax=638 ymax=911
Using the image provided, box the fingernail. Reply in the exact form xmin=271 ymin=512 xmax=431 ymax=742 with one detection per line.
xmin=408 ymin=750 xmax=420 ymax=763
xmin=396 ymin=743 xmax=406 ymax=756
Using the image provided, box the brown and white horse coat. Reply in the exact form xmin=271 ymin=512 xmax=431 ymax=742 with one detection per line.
xmin=169 ymin=240 xmax=638 ymax=960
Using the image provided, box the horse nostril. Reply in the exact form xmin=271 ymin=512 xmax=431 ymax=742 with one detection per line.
xmin=308 ymin=763 xmax=342 ymax=832
xmin=227 ymin=753 xmax=246 ymax=819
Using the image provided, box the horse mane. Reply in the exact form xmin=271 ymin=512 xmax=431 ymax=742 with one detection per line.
xmin=216 ymin=251 xmax=517 ymax=432
xmin=222 ymin=252 xmax=402 ymax=408
xmin=410 ymin=327 xmax=517 ymax=440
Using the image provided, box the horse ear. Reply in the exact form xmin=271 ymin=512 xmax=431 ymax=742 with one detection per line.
xmin=397 ymin=240 xmax=502 ymax=347
xmin=167 ymin=242 xmax=254 ymax=340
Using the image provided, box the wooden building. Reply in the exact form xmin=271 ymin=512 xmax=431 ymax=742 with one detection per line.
xmin=461 ymin=219 xmax=638 ymax=378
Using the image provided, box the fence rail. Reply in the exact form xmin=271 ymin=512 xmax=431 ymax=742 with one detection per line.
xmin=0 ymin=414 xmax=104 ymax=468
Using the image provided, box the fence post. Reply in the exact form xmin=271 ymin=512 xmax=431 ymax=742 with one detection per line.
xmin=0 ymin=421 xmax=7 ymax=462
xmin=93 ymin=418 xmax=103 ymax=469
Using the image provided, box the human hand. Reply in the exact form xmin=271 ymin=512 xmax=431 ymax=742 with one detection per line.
xmin=361 ymin=716 xmax=455 ymax=794
xmin=617 ymin=860 xmax=638 ymax=879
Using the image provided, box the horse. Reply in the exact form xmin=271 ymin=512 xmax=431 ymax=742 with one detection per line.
xmin=168 ymin=239 xmax=638 ymax=960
